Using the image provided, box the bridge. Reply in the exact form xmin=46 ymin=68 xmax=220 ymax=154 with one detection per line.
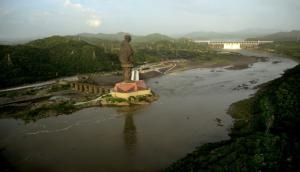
xmin=194 ymin=40 xmax=273 ymax=49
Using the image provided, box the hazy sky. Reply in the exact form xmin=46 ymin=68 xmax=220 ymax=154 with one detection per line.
xmin=0 ymin=0 xmax=300 ymax=39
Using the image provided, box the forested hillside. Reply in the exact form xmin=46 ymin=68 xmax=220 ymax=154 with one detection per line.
xmin=0 ymin=36 xmax=119 ymax=88
xmin=259 ymin=41 xmax=300 ymax=61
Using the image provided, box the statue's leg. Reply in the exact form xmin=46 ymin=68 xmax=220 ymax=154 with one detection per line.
xmin=123 ymin=67 xmax=131 ymax=82
xmin=128 ymin=67 xmax=132 ymax=81
xmin=123 ymin=67 xmax=127 ymax=82
xmin=121 ymin=63 xmax=133 ymax=82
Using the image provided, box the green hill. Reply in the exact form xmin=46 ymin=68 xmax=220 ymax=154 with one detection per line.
xmin=0 ymin=36 xmax=119 ymax=88
xmin=78 ymin=32 xmax=125 ymax=41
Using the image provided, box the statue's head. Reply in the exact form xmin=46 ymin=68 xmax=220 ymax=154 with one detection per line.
xmin=124 ymin=34 xmax=131 ymax=42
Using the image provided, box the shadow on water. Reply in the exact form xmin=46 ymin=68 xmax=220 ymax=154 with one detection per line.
xmin=0 ymin=148 xmax=17 ymax=172
xmin=118 ymin=107 xmax=138 ymax=154
xmin=124 ymin=113 xmax=137 ymax=152
xmin=117 ymin=105 xmax=148 ymax=155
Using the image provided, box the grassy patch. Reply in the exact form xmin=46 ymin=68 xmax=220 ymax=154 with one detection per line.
xmin=48 ymin=84 xmax=70 ymax=92
xmin=105 ymin=97 xmax=127 ymax=103
xmin=166 ymin=133 xmax=286 ymax=172
xmin=16 ymin=102 xmax=77 ymax=122
xmin=0 ymin=91 xmax=18 ymax=98
xmin=228 ymin=97 xmax=256 ymax=119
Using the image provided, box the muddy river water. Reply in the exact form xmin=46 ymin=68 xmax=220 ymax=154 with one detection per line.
xmin=0 ymin=50 xmax=297 ymax=172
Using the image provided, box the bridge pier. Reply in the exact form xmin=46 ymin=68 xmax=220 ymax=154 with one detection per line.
xmin=70 ymin=82 xmax=111 ymax=95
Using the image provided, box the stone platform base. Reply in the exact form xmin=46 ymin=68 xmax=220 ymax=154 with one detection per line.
xmin=110 ymin=89 xmax=152 ymax=99
xmin=110 ymin=80 xmax=152 ymax=99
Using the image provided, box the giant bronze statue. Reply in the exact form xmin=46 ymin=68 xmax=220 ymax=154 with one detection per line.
xmin=112 ymin=34 xmax=152 ymax=98
xmin=119 ymin=34 xmax=134 ymax=82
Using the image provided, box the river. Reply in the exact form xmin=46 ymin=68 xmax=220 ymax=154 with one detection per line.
xmin=0 ymin=50 xmax=297 ymax=172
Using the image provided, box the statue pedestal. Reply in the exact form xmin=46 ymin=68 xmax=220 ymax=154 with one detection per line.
xmin=110 ymin=80 xmax=152 ymax=99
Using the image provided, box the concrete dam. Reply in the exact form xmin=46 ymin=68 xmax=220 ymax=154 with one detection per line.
xmin=194 ymin=40 xmax=273 ymax=49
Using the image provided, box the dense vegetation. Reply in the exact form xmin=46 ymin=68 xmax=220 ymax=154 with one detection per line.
xmin=166 ymin=63 xmax=300 ymax=171
xmin=260 ymin=41 xmax=300 ymax=61
xmin=0 ymin=34 xmax=211 ymax=88
xmin=0 ymin=36 xmax=120 ymax=88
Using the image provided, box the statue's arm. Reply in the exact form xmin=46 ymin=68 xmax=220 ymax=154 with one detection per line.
xmin=129 ymin=45 xmax=134 ymax=63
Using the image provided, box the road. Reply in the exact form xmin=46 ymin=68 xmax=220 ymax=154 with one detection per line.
xmin=0 ymin=76 xmax=78 ymax=93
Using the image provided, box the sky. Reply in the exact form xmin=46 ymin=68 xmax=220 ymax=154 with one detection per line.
xmin=0 ymin=0 xmax=300 ymax=39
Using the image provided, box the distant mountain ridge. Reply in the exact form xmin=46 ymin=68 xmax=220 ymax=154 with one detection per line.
xmin=77 ymin=32 xmax=173 ymax=43
xmin=1 ymin=29 xmax=297 ymax=45
xmin=181 ymin=28 xmax=282 ymax=40
xmin=247 ymin=30 xmax=300 ymax=41
xmin=78 ymin=32 xmax=126 ymax=41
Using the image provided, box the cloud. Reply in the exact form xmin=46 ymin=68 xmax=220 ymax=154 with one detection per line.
xmin=87 ymin=18 xmax=101 ymax=27
xmin=63 ymin=0 xmax=102 ymax=28
xmin=64 ymin=0 xmax=84 ymax=11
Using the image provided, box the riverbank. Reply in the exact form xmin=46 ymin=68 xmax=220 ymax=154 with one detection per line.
xmin=165 ymin=63 xmax=300 ymax=171
xmin=163 ymin=52 xmax=264 ymax=74
xmin=0 ymin=52 xmax=263 ymax=122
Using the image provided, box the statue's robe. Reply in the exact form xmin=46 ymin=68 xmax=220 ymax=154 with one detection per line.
xmin=119 ymin=40 xmax=133 ymax=64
